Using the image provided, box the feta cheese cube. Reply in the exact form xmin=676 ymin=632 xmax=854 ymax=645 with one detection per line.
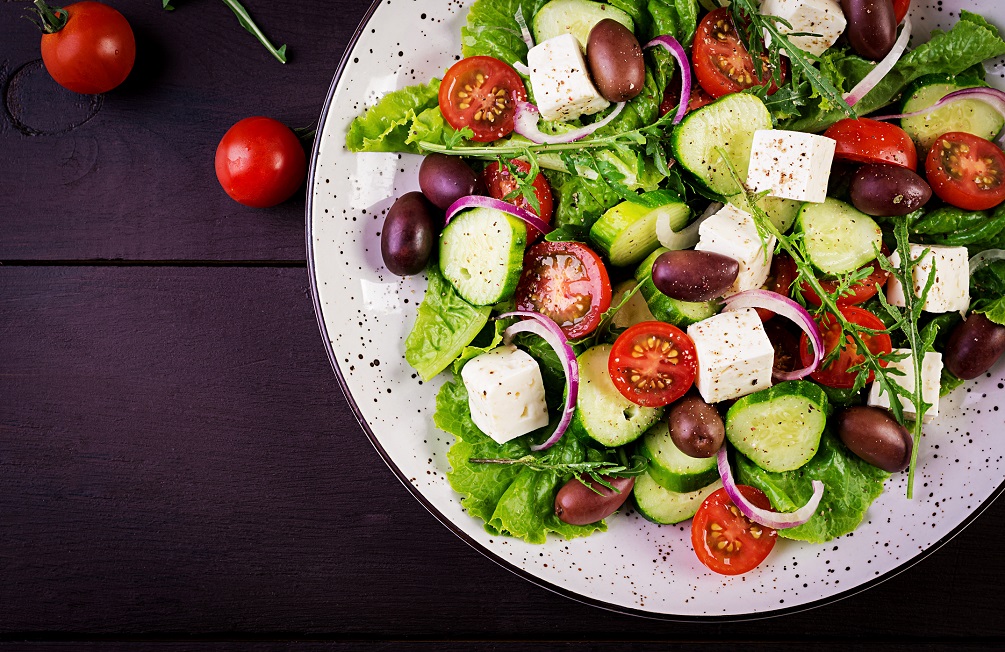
xmin=886 ymin=244 xmax=971 ymax=314
xmin=695 ymin=203 xmax=775 ymax=296
xmin=761 ymin=0 xmax=847 ymax=57
xmin=747 ymin=129 xmax=836 ymax=203
xmin=687 ymin=309 xmax=775 ymax=403
xmin=461 ymin=345 xmax=550 ymax=444
xmin=528 ymin=34 xmax=610 ymax=122
xmin=867 ymin=349 xmax=943 ymax=422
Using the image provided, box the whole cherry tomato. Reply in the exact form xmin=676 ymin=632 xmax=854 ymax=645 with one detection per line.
xmin=215 ymin=117 xmax=307 ymax=208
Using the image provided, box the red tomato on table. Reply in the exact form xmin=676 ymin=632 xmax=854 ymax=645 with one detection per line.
xmin=215 ymin=117 xmax=307 ymax=208
xmin=37 ymin=1 xmax=136 ymax=95
xmin=823 ymin=118 xmax=918 ymax=170
xmin=608 ymin=321 xmax=697 ymax=407
xmin=925 ymin=132 xmax=1005 ymax=211
xmin=439 ymin=56 xmax=527 ymax=143
xmin=692 ymin=486 xmax=777 ymax=575
xmin=692 ymin=8 xmax=785 ymax=99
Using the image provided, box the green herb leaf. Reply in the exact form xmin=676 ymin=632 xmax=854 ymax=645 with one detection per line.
xmin=221 ymin=0 xmax=287 ymax=63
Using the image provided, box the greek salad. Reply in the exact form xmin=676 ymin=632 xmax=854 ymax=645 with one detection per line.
xmin=346 ymin=0 xmax=1005 ymax=575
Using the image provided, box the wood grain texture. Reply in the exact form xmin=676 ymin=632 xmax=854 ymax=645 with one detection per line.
xmin=2 ymin=267 xmax=1005 ymax=641
xmin=0 ymin=0 xmax=367 ymax=262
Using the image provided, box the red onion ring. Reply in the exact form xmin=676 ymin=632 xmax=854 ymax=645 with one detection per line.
xmin=970 ymin=249 xmax=1005 ymax=277
xmin=873 ymin=86 xmax=1005 ymax=148
xmin=514 ymin=7 xmax=534 ymax=52
xmin=722 ymin=290 xmax=823 ymax=381
xmin=445 ymin=195 xmax=552 ymax=240
xmin=657 ymin=201 xmax=720 ymax=250
xmin=512 ymin=99 xmax=626 ymax=144
xmin=645 ymin=35 xmax=691 ymax=124
xmin=843 ymin=18 xmax=912 ymax=107
xmin=717 ymin=445 xmax=825 ymax=530
xmin=499 ymin=311 xmax=579 ymax=451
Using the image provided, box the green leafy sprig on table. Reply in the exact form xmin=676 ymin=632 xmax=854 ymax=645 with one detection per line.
xmin=719 ymin=149 xmax=934 ymax=498
xmin=162 ymin=0 xmax=287 ymax=63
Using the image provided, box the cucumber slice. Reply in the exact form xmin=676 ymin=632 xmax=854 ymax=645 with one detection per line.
xmin=531 ymin=0 xmax=634 ymax=49
xmin=900 ymin=78 xmax=1005 ymax=153
xmin=634 ymin=248 xmax=720 ymax=327
xmin=671 ymin=93 xmax=772 ymax=197
xmin=727 ymin=193 xmax=802 ymax=234
xmin=639 ymin=421 xmax=719 ymax=493
xmin=439 ymin=207 xmax=528 ymax=306
xmin=725 ymin=380 xmax=830 ymax=472
xmin=796 ymin=198 xmax=882 ymax=275
xmin=589 ymin=191 xmax=690 ymax=267
xmin=611 ymin=279 xmax=656 ymax=330
xmin=573 ymin=344 xmax=664 ymax=447
xmin=634 ymin=473 xmax=722 ymax=525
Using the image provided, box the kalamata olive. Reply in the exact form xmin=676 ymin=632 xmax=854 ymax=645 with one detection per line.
xmin=835 ymin=406 xmax=912 ymax=473
xmin=668 ymin=394 xmax=725 ymax=458
xmin=840 ymin=0 xmax=897 ymax=60
xmin=944 ymin=312 xmax=1005 ymax=380
xmin=651 ymin=250 xmax=739 ymax=302
xmin=587 ymin=19 xmax=645 ymax=103
xmin=850 ymin=163 xmax=932 ymax=217
xmin=380 ymin=191 xmax=436 ymax=276
xmin=554 ymin=474 xmax=635 ymax=525
xmin=418 ymin=153 xmax=482 ymax=210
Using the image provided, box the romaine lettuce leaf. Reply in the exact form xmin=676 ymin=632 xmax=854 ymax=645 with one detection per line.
xmin=972 ymin=260 xmax=1005 ymax=327
xmin=404 ymin=265 xmax=491 ymax=381
xmin=461 ymin=0 xmax=550 ymax=62
xmin=438 ymin=378 xmax=605 ymax=543
xmin=346 ymin=79 xmax=441 ymax=153
xmin=736 ymin=431 xmax=889 ymax=543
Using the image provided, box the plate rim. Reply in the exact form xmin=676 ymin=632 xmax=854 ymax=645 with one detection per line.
xmin=304 ymin=0 xmax=1005 ymax=620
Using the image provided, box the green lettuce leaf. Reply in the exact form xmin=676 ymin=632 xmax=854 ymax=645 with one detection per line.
xmin=438 ymin=379 xmax=605 ymax=543
xmin=784 ymin=11 xmax=1005 ymax=133
xmin=451 ymin=319 xmax=507 ymax=375
xmin=346 ymin=79 xmax=441 ymax=153
xmin=970 ymin=260 xmax=1005 ymax=326
xmin=910 ymin=205 xmax=1005 ymax=252
xmin=735 ymin=431 xmax=889 ymax=543
xmin=461 ymin=0 xmax=551 ymax=62
xmin=404 ymin=266 xmax=491 ymax=381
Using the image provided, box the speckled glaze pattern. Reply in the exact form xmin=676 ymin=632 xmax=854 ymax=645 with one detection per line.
xmin=308 ymin=0 xmax=1005 ymax=618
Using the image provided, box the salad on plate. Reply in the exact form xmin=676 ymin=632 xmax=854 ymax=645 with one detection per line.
xmin=346 ymin=0 xmax=1005 ymax=576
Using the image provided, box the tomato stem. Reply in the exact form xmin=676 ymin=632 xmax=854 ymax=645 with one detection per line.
xmin=31 ymin=0 xmax=67 ymax=33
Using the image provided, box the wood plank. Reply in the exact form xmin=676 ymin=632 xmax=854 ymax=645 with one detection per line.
xmin=0 ymin=0 xmax=368 ymax=261
xmin=2 ymin=266 xmax=1005 ymax=638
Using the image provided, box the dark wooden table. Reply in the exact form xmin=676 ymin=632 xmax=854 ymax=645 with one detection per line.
xmin=2 ymin=0 xmax=1003 ymax=647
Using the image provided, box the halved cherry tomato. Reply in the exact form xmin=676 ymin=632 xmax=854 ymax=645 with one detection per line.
xmin=608 ymin=321 xmax=697 ymax=407
xmin=753 ymin=253 xmax=800 ymax=322
xmin=692 ymin=486 xmax=777 ymax=575
xmin=823 ymin=118 xmax=918 ymax=170
xmin=515 ymin=241 xmax=612 ymax=339
xmin=692 ymin=8 xmax=785 ymax=99
xmin=799 ymin=305 xmax=892 ymax=389
xmin=658 ymin=65 xmax=715 ymax=117
xmin=773 ymin=252 xmax=890 ymax=307
xmin=925 ymin=132 xmax=1005 ymax=211
xmin=894 ymin=0 xmax=911 ymax=24
xmin=483 ymin=159 xmax=554 ymax=224
xmin=439 ymin=56 xmax=527 ymax=142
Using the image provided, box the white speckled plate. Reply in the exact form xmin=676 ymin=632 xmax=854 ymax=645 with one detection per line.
xmin=308 ymin=0 xmax=1005 ymax=618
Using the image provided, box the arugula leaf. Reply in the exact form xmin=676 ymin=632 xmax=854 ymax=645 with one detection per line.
xmin=346 ymin=79 xmax=441 ymax=153
xmin=736 ymin=432 xmax=890 ymax=543
xmin=404 ymin=265 xmax=491 ymax=381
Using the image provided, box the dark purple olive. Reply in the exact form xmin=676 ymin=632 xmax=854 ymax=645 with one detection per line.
xmin=651 ymin=250 xmax=739 ymax=302
xmin=587 ymin=19 xmax=645 ymax=103
xmin=668 ymin=394 xmax=725 ymax=458
xmin=840 ymin=0 xmax=897 ymax=60
xmin=555 ymin=474 xmax=635 ymax=525
xmin=944 ymin=312 xmax=1005 ymax=380
xmin=835 ymin=406 xmax=913 ymax=473
xmin=418 ymin=153 xmax=482 ymax=210
xmin=850 ymin=163 xmax=932 ymax=216
xmin=381 ymin=191 xmax=436 ymax=276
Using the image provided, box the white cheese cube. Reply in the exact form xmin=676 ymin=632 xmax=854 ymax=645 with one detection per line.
xmin=461 ymin=345 xmax=550 ymax=444
xmin=867 ymin=349 xmax=943 ymax=422
xmin=761 ymin=0 xmax=847 ymax=57
xmin=747 ymin=129 xmax=836 ymax=203
xmin=687 ymin=309 xmax=775 ymax=403
xmin=886 ymin=244 xmax=971 ymax=314
xmin=695 ymin=203 xmax=775 ymax=296
xmin=528 ymin=34 xmax=610 ymax=123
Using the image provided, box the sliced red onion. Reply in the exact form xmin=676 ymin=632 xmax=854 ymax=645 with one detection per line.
xmin=445 ymin=195 xmax=552 ymax=239
xmin=717 ymin=445 xmax=825 ymax=530
xmin=645 ymin=35 xmax=691 ymax=124
xmin=844 ymin=17 xmax=912 ymax=106
xmin=499 ymin=311 xmax=579 ymax=451
xmin=657 ymin=201 xmax=720 ymax=250
xmin=512 ymin=60 xmax=530 ymax=76
xmin=722 ymin=289 xmax=823 ymax=381
xmin=514 ymin=7 xmax=534 ymax=52
xmin=873 ymin=87 xmax=1005 ymax=148
xmin=513 ymin=99 xmax=626 ymax=144
xmin=970 ymin=249 xmax=1005 ymax=277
